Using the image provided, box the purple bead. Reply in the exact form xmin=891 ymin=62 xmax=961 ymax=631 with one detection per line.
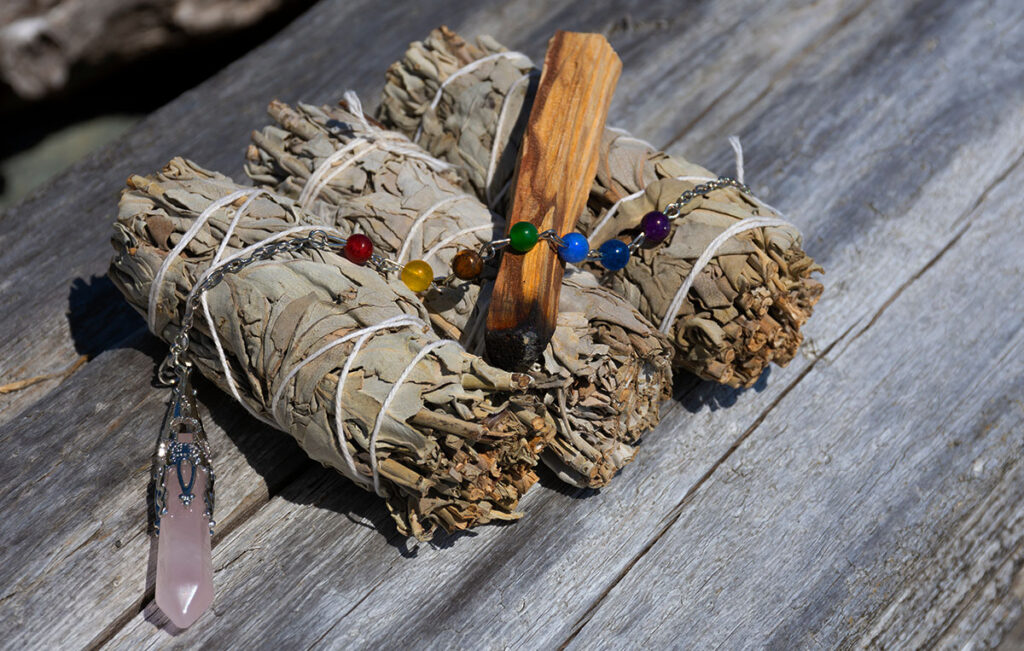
xmin=641 ymin=211 xmax=671 ymax=243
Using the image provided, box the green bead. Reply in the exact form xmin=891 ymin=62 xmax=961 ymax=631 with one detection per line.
xmin=508 ymin=221 xmax=539 ymax=252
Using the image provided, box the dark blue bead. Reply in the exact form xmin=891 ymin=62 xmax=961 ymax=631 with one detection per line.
xmin=558 ymin=232 xmax=590 ymax=264
xmin=599 ymin=239 xmax=630 ymax=271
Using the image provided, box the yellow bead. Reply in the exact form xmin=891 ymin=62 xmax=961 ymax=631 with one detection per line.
xmin=401 ymin=259 xmax=434 ymax=292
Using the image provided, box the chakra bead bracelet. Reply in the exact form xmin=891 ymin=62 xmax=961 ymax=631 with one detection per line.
xmin=335 ymin=176 xmax=749 ymax=292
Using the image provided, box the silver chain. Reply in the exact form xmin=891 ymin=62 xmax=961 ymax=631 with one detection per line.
xmin=662 ymin=176 xmax=750 ymax=220
xmin=159 ymin=176 xmax=751 ymax=386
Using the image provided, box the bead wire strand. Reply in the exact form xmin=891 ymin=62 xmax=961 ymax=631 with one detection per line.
xmin=402 ymin=48 xmax=800 ymax=295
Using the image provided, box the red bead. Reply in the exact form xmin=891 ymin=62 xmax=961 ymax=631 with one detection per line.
xmin=344 ymin=234 xmax=373 ymax=264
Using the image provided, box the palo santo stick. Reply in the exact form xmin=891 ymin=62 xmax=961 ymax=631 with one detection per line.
xmin=484 ymin=31 xmax=621 ymax=370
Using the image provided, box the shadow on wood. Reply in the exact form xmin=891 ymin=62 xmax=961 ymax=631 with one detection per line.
xmin=67 ymin=275 xmax=146 ymax=358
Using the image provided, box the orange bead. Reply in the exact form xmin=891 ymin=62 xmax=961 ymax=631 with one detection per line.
xmin=451 ymin=249 xmax=484 ymax=280
xmin=401 ymin=260 xmax=434 ymax=292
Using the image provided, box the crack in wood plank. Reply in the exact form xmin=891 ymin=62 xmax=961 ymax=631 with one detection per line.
xmin=833 ymin=148 xmax=1024 ymax=362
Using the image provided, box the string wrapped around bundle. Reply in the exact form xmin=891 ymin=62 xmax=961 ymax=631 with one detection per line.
xmin=245 ymin=99 xmax=673 ymax=488
xmin=108 ymin=157 xmax=556 ymax=539
xmin=377 ymin=27 xmax=824 ymax=388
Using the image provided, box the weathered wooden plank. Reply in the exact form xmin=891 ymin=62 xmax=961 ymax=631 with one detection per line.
xmin=568 ymin=152 xmax=1024 ymax=649
xmin=106 ymin=0 xmax=1024 ymax=647
xmin=6 ymin=0 xmax=1024 ymax=648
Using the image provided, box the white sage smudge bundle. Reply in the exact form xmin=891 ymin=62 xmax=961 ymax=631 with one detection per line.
xmin=108 ymin=157 xmax=557 ymax=539
xmin=245 ymin=99 xmax=673 ymax=487
xmin=377 ymin=27 xmax=824 ymax=388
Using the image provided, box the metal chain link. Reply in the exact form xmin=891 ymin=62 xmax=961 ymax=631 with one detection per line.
xmin=662 ymin=176 xmax=750 ymax=220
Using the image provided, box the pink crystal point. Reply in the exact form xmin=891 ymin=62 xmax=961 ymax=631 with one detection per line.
xmin=155 ymin=432 xmax=214 ymax=629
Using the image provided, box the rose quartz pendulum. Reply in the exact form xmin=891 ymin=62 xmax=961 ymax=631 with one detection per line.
xmin=154 ymin=374 xmax=215 ymax=628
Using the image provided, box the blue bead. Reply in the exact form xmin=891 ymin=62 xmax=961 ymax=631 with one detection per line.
xmin=558 ymin=232 xmax=590 ymax=264
xmin=599 ymin=239 xmax=630 ymax=271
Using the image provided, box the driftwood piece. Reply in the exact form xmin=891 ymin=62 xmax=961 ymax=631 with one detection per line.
xmin=0 ymin=0 xmax=295 ymax=101
xmin=245 ymin=99 xmax=672 ymax=488
xmin=5 ymin=0 xmax=1024 ymax=648
xmin=485 ymin=31 xmax=620 ymax=370
xmin=378 ymin=27 xmax=824 ymax=388
xmin=109 ymin=157 xmax=555 ymax=540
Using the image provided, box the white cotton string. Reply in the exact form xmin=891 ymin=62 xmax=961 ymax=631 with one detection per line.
xmin=340 ymin=90 xmax=374 ymax=132
xmin=395 ymin=195 xmax=467 ymax=263
xmin=587 ymin=187 xmax=644 ymax=246
xmin=368 ymin=338 xmax=460 ymax=496
xmin=422 ymin=223 xmax=496 ymax=264
xmin=298 ymin=91 xmax=454 ymax=212
xmin=728 ymin=135 xmax=745 ymax=184
xmin=148 ymin=182 xmax=346 ymax=428
xmin=177 ymin=206 xmax=450 ymax=493
xmin=588 ymin=136 xmax=762 ymax=245
xmin=414 ymin=51 xmax=533 ymax=142
xmin=485 ymin=71 xmax=536 ymax=207
xmin=658 ymin=216 xmax=793 ymax=335
xmin=264 ymin=311 xmax=425 ymax=484
xmin=150 ymin=187 xmax=277 ymax=427
xmin=606 ymin=126 xmax=658 ymax=152
xmin=298 ymin=138 xmax=375 ymax=210
xmin=335 ymin=315 xmax=427 ymax=489
xmin=341 ymin=90 xmax=452 ymax=173
xmin=150 ymin=184 xmax=466 ymax=495
xmin=147 ymin=189 xmax=255 ymax=334
xmin=199 ymin=189 xmax=266 ymax=420
xmin=211 ymin=189 xmax=264 ymax=262
xmin=268 ymin=313 xmax=422 ymax=426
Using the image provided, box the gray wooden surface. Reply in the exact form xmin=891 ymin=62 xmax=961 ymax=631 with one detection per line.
xmin=2 ymin=0 xmax=1023 ymax=648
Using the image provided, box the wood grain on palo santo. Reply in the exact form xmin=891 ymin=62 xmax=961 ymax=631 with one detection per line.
xmin=485 ymin=31 xmax=622 ymax=371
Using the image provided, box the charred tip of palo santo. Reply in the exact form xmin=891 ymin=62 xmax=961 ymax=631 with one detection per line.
xmin=485 ymin=316 xmax=552 ymax=372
